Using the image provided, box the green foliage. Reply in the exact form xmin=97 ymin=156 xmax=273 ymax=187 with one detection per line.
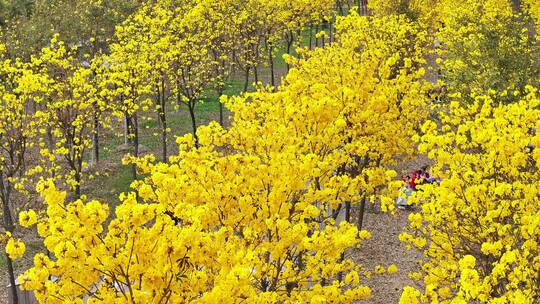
xmin=0 ymin=0 xmax=33 ymax=26
xmin=437 ymin=0 xmax=540 ymax=103
xmin=1 ymin=0 xmax=141 ymax=59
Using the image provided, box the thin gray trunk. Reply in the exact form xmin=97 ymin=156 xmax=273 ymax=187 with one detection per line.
xmin=128 ymin=114 xmax=139 ymax=180
xmin=124 ymin=115 xmax=129 ymax=145
xmin=188 ymin=101 xmax=199 ymax=147
xmin=315 ymin=25 xmax=319 ymax=47
xmin=357 ymin=197 xmax=366 ymax=231
xmin=0 ymin=172 xmax=17 ymax=304
xmin=254 ymin=66 xmax=259 ymax=84
xmin=157 ymin=80 xmax=168 ymax=163
xmin=267 ymin=41 xmax=275 ymax=87
xmin=244 ymin=67 xmax=250 ymax=92
xmin=92 ymin=104 xmax=99 ymax=164
xmin=309 ymin=24 xmax=313 ymax=50
xmin=218 ymin=87 xmax=225 ymax=127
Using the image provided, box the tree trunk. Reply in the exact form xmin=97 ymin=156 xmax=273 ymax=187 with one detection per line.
xmin=337 ymin=0 xmax=344 ymax=15
xmin=0 ymin=173 xmax=18 ymax=304
xmin=160 ymin=113 xmax=167 ymax=163
xmin=0 ymin=173 xmax=14 ymax=233
xmin=267 ymin=41 xmax=275 ymax=87
xmin=244 ymin=67 xmax=250 ymax=92
xmin=218 ymin=88 xmax=225 ymax=127
xmin=357 ymin=197 xmax=366 ymax=231
xmin=363 ymin=0 xmax=369 ymax=14
xmin=129 ymin=114 xmax=139 ymax=181
xmin=309 ymin=24 xmax=313 ymax=50
xmin=219 ymin=103 xmax=224 ymax=127
xmin=329 ymin=21 xmax=334 ymax=43
xmin=46 ymin=127 xmax=56 ymax=178
xmin=254 ymin=66 xmax=259 ymax=84
xmin=188 ymin=101 xmax=199 ymax=147
xmin=74 ymin=170 xmax=81 ymax=199
xmin=92 ymin=104 xmax=99 ymax=164
xmin=286 ymin=31 xmax=294 ymax=72
xmin=337 ymin=202 xmax=350 ymax=283
xmin=5 ymin=253 xmax=17 ymax=304
xmin=124 ymin=115 xmax=130 ymax=145
xmin=511 ymin=0 xmax=521 ymax=13
xmin=345 ymin=201 xmax=351 ymax=222
xmin=158 ymin=81 xmax=168 ymax=163
xmin=315 ymin=25 xmax=319 ymax=47
xmin=133 ymin=113 xmax=139 ymax=156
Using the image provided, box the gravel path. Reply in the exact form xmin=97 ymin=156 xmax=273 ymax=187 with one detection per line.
xmin=352 ymin=209 xmax=423 ymax=303
xmin=0 ymin=270 xmax=6 ymax=303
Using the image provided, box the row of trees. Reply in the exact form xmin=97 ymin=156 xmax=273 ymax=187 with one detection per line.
xmin=0 ymin=0 xmax=363 ymax=208
xmin=367 ymin=0 xmax=540 ymax=302
xmin=107 ymin=0 xmax=337 ymax=164
xmin=5 ymin=4 xmax=434 ymax=302
xmin=3 ymin=0 xmax=540 ymax=302
xmin=0 ymin=0 xmax=142 ymax=59
xmin=0 ymin=1 xmax=349 ymax=303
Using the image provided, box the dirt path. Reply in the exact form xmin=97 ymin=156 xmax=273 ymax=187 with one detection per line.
xmin=351 ymin=209 xmax=423 ymax=303
xmin=0 ymin=271 xmax=6 ymax=303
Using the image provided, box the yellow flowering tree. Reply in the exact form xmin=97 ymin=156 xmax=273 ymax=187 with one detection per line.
xmin=231 ymin=0 xmax=335 ymax=88
xmin=121 ymin=0 xmax=231 ymax=147
xmin=252 ymin=0 xmax=335 ymax=84
xmin=434 ymin=0 xmax=539 ymax=103
xmin=100 ymin=31 xmax=153 ymax=179
xmin=400 ymin=89 xmax=540 ymax=302
xmin=28 ymin=36 xmax=100 ymax=198
xmin=0 ymin=44 xmax=37 ymax=304
xmin=371 ymin=0 xmax=540 ymax=103
xmin=188 ymin=0 xmax=237 ymax=126
xmin=86 ymin=54 xmax=114 ymax=165
xmin=325 ymin=12 xmax=430 ymax=223
xmin=367 ymin=0 xmax=438 ymax=20
xmin=114 ymin=3 xmax=174 ymax=163
xmin=167 ymin=0 xmax=228 ymax=146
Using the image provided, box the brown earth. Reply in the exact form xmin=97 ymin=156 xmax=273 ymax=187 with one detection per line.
xmin=351 ymin=209 xmax=424 ymax=303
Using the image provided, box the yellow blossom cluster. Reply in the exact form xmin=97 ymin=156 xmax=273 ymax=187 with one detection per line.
xmin=18 ymin=210 xmax=38 ymax=228
xmin=5 ymin=236 xmax=26 ymax=260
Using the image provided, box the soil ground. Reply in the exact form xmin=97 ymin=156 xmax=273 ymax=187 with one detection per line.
xmin=0 ymin=272 xmax=5 ymax=303
xmin=352 ymin=209 xmax=423 ymax=303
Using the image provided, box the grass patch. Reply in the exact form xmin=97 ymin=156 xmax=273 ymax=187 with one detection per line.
xmin=111 ymin=166 xmax=134 ymax=195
